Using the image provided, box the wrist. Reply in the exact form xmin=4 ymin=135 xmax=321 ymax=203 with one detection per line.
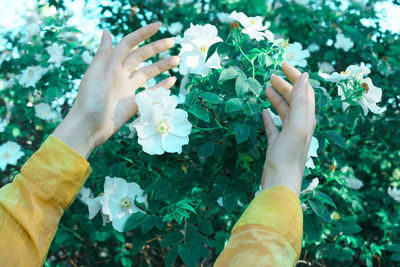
xmin=52 ymin=109 xmax=97 ymax=159
xmin=261 ymin=161 xmax=303 ymax=196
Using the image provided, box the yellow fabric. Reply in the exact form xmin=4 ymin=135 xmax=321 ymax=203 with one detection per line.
xmin=214 ymin=186 xmax=303 ymax=266
xmin=0 ymin=135 xmax=91 ymax=266
xmin=0 ymin=135 xmax=303 ymax=267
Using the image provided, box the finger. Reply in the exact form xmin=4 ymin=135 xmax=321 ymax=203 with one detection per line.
xmin=270 ymin=74 xmax=293 ymax=104
xmin=91 ymin=30 xmax=113 ymax=72
xmin=111 ymin=22 xmax=162 ymax=64
xmin=265 ymin=86 xmax=289 ymax=122
xmin=282 ymin=62 xmax=302 ymax=84
xmin=148 ymin=77 xmax=177 ymax=91
xmin=262 ymin=109 xmax=279 ymax=141
xmin=288 ymin=73 xmax=309 ymax=127
xmin=131 ymin=56 xmax=180 ymax=86
xmin=123 ymin=38 xmax=175 ymax=72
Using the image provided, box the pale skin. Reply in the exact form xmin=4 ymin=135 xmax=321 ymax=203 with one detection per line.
xmin=53 ymin=23 xmax=315 ymax=197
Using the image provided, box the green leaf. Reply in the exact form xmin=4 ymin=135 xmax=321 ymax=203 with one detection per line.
xmin=234 ymin=124 xmax=250 ymax=144
xmin=219 ymin=67 xmax=243 ymax=83
xmin=326 ymin=130 xmax=346 ymax=148
xmin=165 ymin=244 xmax=178 ymax=267
xmin=161 ymin=232 xmax=184 ymax=247
xmin=198 ymin=142 xmax=215 ymax=159
xmin=235 ymin=77 xmax=249 ymax=96
xmin=225 ymin=98 xmax=245 ymax=112
xmin=391 ymin=253 xmax=400 ymax=262
xmin=308 ymin=199 xmax=332 ymax=223
xmin=141 ymin=215 xmax=155 ymax=233
xmin=205 ymin=42 xmax=222 ymax=62
xmin=124 ymin=212 xmax=147 ymax=232
xmin=304 ymin=214 xmax=322 ymax=242
xmin=198 ymin=220 xmax=214 ymax=235
xmin=198 ymin=92 xmax=222 ymax=104
xmin=189 ymin=104 xmax=210 ymax=123
xmin=314 ymin=191 xmax=336 ymax=209
xmin=178 ymin=242 xmax=201 ymax=267
xmin=246 ymin=78 xmax=262 ymax=96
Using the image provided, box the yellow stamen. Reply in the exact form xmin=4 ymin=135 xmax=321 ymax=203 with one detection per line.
xmin=156 ymin=120 xmax=170 ymax=134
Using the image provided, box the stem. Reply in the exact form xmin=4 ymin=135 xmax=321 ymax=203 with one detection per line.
xmin=239 ymin=46 xmax=255 ymax=78
xmin=198 ymin=96 xmax=228 ymax=128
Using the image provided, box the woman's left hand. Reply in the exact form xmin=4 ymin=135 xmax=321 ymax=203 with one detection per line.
xmin=53 ymin=23 xmax=180 ymax=158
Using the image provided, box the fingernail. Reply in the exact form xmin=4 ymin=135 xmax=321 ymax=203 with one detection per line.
xmin=154 ymin=22 xmax=162 ymax=28
xmin=172 ymin=76 xmax=177 ymax=81
xmin=297 ymin=72 xmax=309 ymax=89
xmin=101 ymin=30 xmax=106 ymax=43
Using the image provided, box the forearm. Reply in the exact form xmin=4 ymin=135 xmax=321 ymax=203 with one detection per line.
xmin=53 ymin=108 xmax=97 ymax=159
xmin=0 ymin=135 xmax=91 ymax=266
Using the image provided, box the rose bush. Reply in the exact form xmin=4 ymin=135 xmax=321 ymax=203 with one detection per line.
xmin=0 ymin=0 xmax=399 ymax=266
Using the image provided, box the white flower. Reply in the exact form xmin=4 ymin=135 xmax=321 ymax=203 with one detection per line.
xmin=266 ymin=108 xmax=282 ymax=126
xmin=358 ymin=78 xmax=385 ymax=115
xmin=25 ymin=13 xmax=41 ymax=40
xmin=34 ymin=103 xmax=58 ymax=121
xmin=78 ymin=187 xmax=104 ymax=221
xmin=46 ymin=44 xmax=65 ymax=67
xmin=306 ymin=136 xmax=319 ymax=169
xmin=177 ymin=23 xmax=223 ymax=76
xmin=0 ymin=141 xmax=24 ymax=171
xmin=345 ymin=177 xmax=364 ymax=190
xmin=334 ymin=33 xmax=354 ymax=52
xmin=167 ymin=22 xmax=183 ymax=35
xmin=229 ymin=11 xmax=274 ymax=41
xmin=388 ymin=187 xmax=400 ymax=202
xmin=284 ymin=42 xmax=310 ymax=67
xmin=337 ymin=85 xmax=350 ymax=111
xmin=0 ymin=119 xmax=8 ymax=133
xmin=307 ymin=43 xmax=320 ymax=52
xmin=319 ymin=62 xmax=370 ymax=83
xmin=130 ymin=88 xmax=192 ymax=155
xmin=100 ymin=176 xmax=148 ymax=232
xmin=216 ymin=12 xmax=234 ymax=24
xmin=81 ymin=51 xmax=93 ymax=65
xmin=318 ymin=62 xmax=335 ymax=74
xmin=18 ymin=65 xmax=47 ymax=88
xmin=301 ymin=178 xmax=319 ymax=195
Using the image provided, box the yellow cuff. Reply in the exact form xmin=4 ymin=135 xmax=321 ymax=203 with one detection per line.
xmin=21 ymin=135 xmax=92 ymax=210
xmin=232 ymin=186 xmax=303 ymax=256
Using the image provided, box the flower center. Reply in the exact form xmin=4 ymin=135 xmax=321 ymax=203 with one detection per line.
xmin=156 ymin=120 xmax=170 ymax=134
xmin=3 ymin=152 xmax=10 ymax=159
xmin=249 ymin=19 xmax=256 ymax=25
xmin=361 ymin=82 xmax=369 ymax=93
xmin=287 ymin=52 xmax=297 ymax=60
xmin=152 ymin=101 xmax=159 ymax=106
xmin=200 ymin=45 xmax=208 ymax=54
xmin=120 ymin=196 xmax=133 ymax=209
xmin=41 ymin=111 xmax=49 ymax=117
xmin=340 ymin=70 xmax=350 ymax=76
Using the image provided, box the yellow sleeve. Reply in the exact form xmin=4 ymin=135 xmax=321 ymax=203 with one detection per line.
xmin=0 ymin=135 xmax=91 ymax=266
xmin=214 ymin=186 xmax=303 ymax=267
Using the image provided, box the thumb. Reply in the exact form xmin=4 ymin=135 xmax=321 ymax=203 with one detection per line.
xmin=91 ymin=30 xmax=113 ymax=71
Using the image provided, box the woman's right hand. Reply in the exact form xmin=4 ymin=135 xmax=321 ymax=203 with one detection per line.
xmin=261 ymin=62 xmax=316 ymax=196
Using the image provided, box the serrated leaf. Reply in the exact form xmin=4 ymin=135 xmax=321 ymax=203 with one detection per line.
xmin=124 ymin=212 xmax=147 ymax=232
xmin=308 ymin=199 xmax=332 ymax=223
xmin=219 ymin=67 xmax=243 ymax=83
xmin=234 ymin=124 xmax=250 ymax=144
xmin=314 ymin=191 xmax=337 ymax=208
xmin=178 ymin=242 xmax=201 ymax=267
xmin=326 ymin=130 xmax=346 ymax=148
xmin=189 ymin=104 xmax=210 ymax=123
xmin=225 ymin=98 xmax=244 ymax=112
xmin=198 ymin=92 xmax=222 ymax=104
xmin=247 ymin=77 xmax=262 ymax=96
xmin=161 ymin=232 xmax=184 ymax=247
xmin=235 ymin=77 xmax=249 ymax=96
xmin=205 ymin=42 xmax=222 ymax=62
xmin=198 ymin=142 xmax=215 ymax=159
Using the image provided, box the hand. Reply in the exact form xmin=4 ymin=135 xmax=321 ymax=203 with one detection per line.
xmin=53 ymin=23 xmax=180 ymax=158
xmin=261 ymin=62 xmax=316 ymax=196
